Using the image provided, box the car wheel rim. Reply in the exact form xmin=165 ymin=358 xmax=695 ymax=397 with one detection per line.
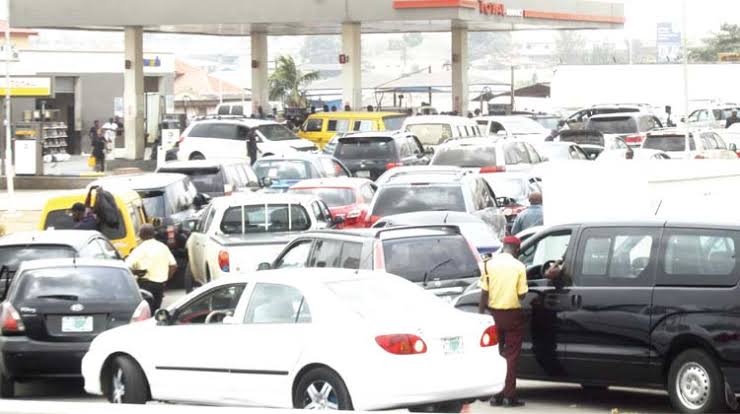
xmin=676 ymin=362 xmax=710 ymax=410
xmin=303 ymin=380 xmax=338 ymax=410
xmin=112 ymin=368 xmax=126 ymax=404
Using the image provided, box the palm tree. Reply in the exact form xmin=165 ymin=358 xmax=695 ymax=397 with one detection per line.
xmin=268 ymin=55 xmax=320 ymax=108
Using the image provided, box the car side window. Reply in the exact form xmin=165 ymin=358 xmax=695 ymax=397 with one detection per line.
xmin=516 ymin=143 xmax=532 ymax=163
xmin=96 ymin=238 xmax=120 ymax=260
xmin=504 ymin=143 xmax=521 ymax=164
xmin=207 ymin=123 xmax=240 ymax=140
xmin=203 ymin=206 xmax=217 ymax=232
xmin=398 ymin=139 xmax=412 ymax=158
xmin=479 ymin=179 xmax=497 ymax=208
xmin=319 ymin=157 xmax=337 ymax=177
xmin=525 ymin=143 xmax=542 ymax=163
xmin=175 ymin=284 xmax=247 ymax=325
xmin=407 ymin=137 xmax=422 ymax=155
xmin=308 ymin=239 xmax=342 ymax=268
xmin=359 ymin=184 xmax=375 ymax=201
xmin=78 ymin=239 xmax=108 ymax=259
xmin=339 ymin=242 xmax=363 ymax=269
xmin=311 ymin=201 xmax=330 ymax=225
xmin=490 ymin=122 xmax=504 ymax=134
xmin=275 ymin=240 xmax=314 ymax=269
xmin=303 ymin=119 xmax=323 ymax=132
xmin=519 ymin=231 xmax=572 ymax=268
xmin=576 ymin=228 xmax=659 ymax=287
xmin=332 ymin=160 xmax=350 ymax=177
xmin=659 ymin=229 xmax=739 ymax=287
xmin=244 ymin=284 xmax=311 ymax=324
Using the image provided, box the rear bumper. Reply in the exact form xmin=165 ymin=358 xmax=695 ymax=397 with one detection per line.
xmin=0 ymin=336 xmax=89 ymax=379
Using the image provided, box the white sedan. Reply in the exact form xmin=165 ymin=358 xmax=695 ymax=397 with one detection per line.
xmin=82 ymin=269 xmax=505 ymax=411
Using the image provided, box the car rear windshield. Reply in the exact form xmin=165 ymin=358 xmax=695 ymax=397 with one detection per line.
xmin=372 ymin=185 xmax=465 ymax=217
xmin=432 ymin=147 xmax=496 ymax=167
xmin=256 ymin=124 xmax=299 ymax=142
xmin=289 ymin=188 xmax=355 ymax=207
xmin=586 ymin=117 xmax=638 ymax=134
xmin=0 ymin=245 xmax=77 ymax=273
xmin=162 ymin=168 xmax=224 ymax=194
xmin=643 ymin=136 xmax=693 ymax=152
xmin=254 ymin=160 xmax=316 ymax=181
xmin=336 ymin=137 xmax=395 ymax=160
xmin=15 ymin=267 xmax=139 ymax=302
xmin=220 ymin=204 xmax=311 ymax=234
xmin=406 ymin=124 xmax=453 ymax=146
xmin=383 ymin=116 xmax=407 ymax=131
xmin=44 ymin=209 xmax=125 ymax=241
xmin=559 ymin=131 xmax=605 ymax=147
xmin=383 ymin=235 xmax=480 ymax=283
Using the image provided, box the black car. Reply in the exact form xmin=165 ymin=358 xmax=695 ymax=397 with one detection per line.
xmin=157 ymin=160 xmax=261 ymax=198
xmin=91 ymin=173 xmax=205 ymax=287
xmin=332 ymin=131 xmax=432 ymax=181
xmin=453 ymin=220 xmax=740 ymax=413
xmin=0 ymin=259 xmax=148 ymax=398
xmin=261 ymin=226 xmax=482 ymax=301
xmin=549 ymin=129 xmax=606 ymax=159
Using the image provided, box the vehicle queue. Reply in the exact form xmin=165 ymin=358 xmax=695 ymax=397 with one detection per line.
xmin=0 ymin=103 xmax=739 ymax=414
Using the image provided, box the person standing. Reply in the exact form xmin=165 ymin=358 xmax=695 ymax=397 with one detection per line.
xmin=726 ymin=110 xmax=739 ymax=129
xmin=479 ymin=236 xmax=528 ymax=408
xmin=246 ymin=129 xmax=258 ymax=166
xmin=90 ymin=121 xmax=107 ymax=172
xmin=126 ymin=224 xmax=177 ymax=311
xmin=511 ymin=192 xmax=543 ymax=235
xmin=101 ymin=118 xmax=118 ymax=158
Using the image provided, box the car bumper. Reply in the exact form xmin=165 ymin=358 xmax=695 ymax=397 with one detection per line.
xmin=81 ymin=346 xmax=106 ymax=396
xmin=0 ymin=336 xmax=90 ymax=379
xmin=350 ymin=350 xmax=505 ymax=410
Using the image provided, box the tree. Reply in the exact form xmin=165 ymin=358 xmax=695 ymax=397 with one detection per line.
xmin=555 ymin=31 xmax=586 ymax=65
xmin=691 ymin=23 xmax=740 ymax=62
xmin=300 ymin=36 xmax=340 ymax=64
xmin=268 ymin=55 xmax=320 ymax=108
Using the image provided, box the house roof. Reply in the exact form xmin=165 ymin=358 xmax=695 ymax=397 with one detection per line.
xmin=174 ymin=59 xmax=246 ymax=101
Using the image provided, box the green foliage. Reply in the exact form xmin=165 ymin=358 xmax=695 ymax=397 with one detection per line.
xmin=300 ymin=36 xmax=340 ymax=64
xmin=268 ymin=55 xmax=320 ymax=108
xmin=691 ymin=23 xmax=740 ymax=62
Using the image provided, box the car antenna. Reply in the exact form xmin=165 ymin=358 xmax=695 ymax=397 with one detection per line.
xmin=444 ymin=212 xmax=449 ymax=224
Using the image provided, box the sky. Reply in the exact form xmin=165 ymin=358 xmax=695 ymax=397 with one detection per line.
xmin=620 ymin=0 xmax=740 ymax=42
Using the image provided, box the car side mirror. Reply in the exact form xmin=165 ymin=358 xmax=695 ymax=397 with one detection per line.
xmin=154 ymin=308 xmax=172 ymax=326
xmin=730 ymin=143 xmax=737 ymax=152
xmin=257 ymin=262 xmax=272 ymax=271
xmin=260 ymin=176 xmax=273 ymax=188
xmin=424 ymin=147 xmax=435 ymax=155
xmin=193 ymin=193 xmax=211 ymax=209
xmin=496 ymin=196 xmax=511 ymax=206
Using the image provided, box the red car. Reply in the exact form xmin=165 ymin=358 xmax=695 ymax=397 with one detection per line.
xmin=288 ymin=177 xmax=376 ymax=229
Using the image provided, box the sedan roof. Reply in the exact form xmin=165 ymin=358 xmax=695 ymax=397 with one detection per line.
xmin=16 ymin=258 xmax=129 ymax=273
xmin=288 ymin=177 xmax=372 ymax=189
xmin=0 ymin=230 xmax=101 ymax=249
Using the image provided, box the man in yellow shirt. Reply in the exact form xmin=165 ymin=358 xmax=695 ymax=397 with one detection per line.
xmin=479 ymin=235 xmax=528 ymax=408
xmin=126 ymin=224 xmax=177 ymax=311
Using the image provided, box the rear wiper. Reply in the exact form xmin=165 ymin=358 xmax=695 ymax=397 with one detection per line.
xmin=36 ymin=294 xmax=79 ymax=301
xmin=422 ymin=258 xmax=454 ymax=287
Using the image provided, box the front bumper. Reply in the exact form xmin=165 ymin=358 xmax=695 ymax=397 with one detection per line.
xmin=0 ymin=336 xmax=90 ymax=379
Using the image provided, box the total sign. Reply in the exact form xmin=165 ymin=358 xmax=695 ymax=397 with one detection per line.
xmin=478 ymin=1 xmax=524 ymax=17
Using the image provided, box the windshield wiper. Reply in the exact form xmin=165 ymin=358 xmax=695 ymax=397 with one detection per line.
xmin=422 ymin=258 xmax=454 ymax=287
xmin=36 ymin=294 xmax=79 ymax=301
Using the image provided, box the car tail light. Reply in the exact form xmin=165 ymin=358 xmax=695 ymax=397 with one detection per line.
xmin=375 ymin=334 xmax=427 ymax=355
xmin=480 ymin=325 xmax=498 ymax=347
xmin=480 ymin=166 xmax=505 ymax=173
xmin=373 ymin=240 xmax=386 ymax=270
xmin=386 ymin=162 xmax=402 ymax=170
xmin=166 ymin=225 xmax=176 ymax=247
xmin=218 ymin=250 xmax=230 ymax=272
xmin=695 ymin=154 xmax=706 ymax=160
xmin=0 ymin=303 xmax=25 ymax=335
xmin=624 ymin=134 xmax=644 ymax=145
xmin=131 ymin=300 xmax=151 ymax=322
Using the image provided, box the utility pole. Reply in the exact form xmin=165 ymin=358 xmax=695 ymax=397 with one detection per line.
xmin=682 ymin=0 xmax=690 ymax=152
xmin=3 ymin=0 xmax=15 ymax=214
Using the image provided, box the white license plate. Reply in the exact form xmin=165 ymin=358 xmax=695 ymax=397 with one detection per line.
xmin=442 ymin=337 xmax=463 ymax=354
xmin=355 ymin=170 xmax=371 ymax=178
xmin=62 ymin=316 xmax=93 ymax=333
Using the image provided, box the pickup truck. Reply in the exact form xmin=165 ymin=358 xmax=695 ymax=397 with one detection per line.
xmin=185 ymin=192 xmax=340 ymax=288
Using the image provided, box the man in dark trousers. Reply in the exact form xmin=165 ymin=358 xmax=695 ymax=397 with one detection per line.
xmin=726 ymin=110 xmax=739 ymax=129
xmin=126 ymin=224 xmax=177 ymax=311
xmin=90 ymin=120 xmax=106 ymax=172
xmin=479 ymin=236 xmax=528 ymax=407
xmin=246 ymin=128 xmax=258 ymax=165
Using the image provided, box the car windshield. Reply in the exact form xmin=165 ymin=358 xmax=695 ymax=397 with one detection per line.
xmin=0 ymin=245 xmax=77 ymax=273
xmin=383 ymin=235 xmax=480 ymax=283
xmin=432 ymin=147 xmax=496 ymax=167
xmin=586 ymin=117 xmax=638 ymax=134
xmin=254 ymin=160 xmax=315 ymax=181
xmin=220 ymin=204 xmax=311 ymax=234
xmin=485 ymin=177 xmax=528 ymax=199
xmin=256 ymin=124 xmax=299 ymax=142
xmin=16 ymin=267 xmax=138 ymax=302
xmin=643 ymin=136 xmax=690 ymax=152
xmin=406 ymin=124 xmax=453 ymax=146
xmin=173 ymin=169 xmax=224 ymax=194
xmin=372 ymin=185 xmax=465 ymax=217
xmin=559 ymin=131 xmax=604 ymax=147
xmin=139 ymin=191 xmax=166 ymax=218
xmin=336 ymin=137 xmax=394 ymax=159
xmin=289 ymin=188 xmax=355 ymax=207
xmin=383 ymin=116 xmax=407 ymax=131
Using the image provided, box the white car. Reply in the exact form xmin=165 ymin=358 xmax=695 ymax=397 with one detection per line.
xmin=641 ymin=129 xmax=738 ymax=160
xmin=186 ymin=193 xmax=339 ymax=285
xmin=475 ymin=115 xmax=551 ymax=142
xmin=429 ymin=137 xmax=545 ymax=173
xmin=177 ymin=117 xmax=317 ymax=161
xmin=595 ymin=148 xmax=672 ymax=161
xmin=402 ymin=115 xmax=482 ymax=149
xmin=82 ymin=269 xmax=505 ymax=410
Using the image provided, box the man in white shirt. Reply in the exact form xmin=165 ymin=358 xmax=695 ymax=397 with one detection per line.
xmin=126 ymin=224 xmax=177 ymax=310
xmin=101 ymin=118 xmax=118 ymax=159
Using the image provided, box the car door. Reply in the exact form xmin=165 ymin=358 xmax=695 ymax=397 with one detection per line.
xmin=224 ymin=283 xmax=314 ymax=407
xmin=516 ymin=227 xmax=575 ymax=380
xmin=148 ymin=283 xmax=248 ymax=403
xmin=471 ymin=178 xmax=506 ymax=240
xmin=559 ymin=226 xmax=660 ymax=385
xmin=407 ymin=136 xmax=430 ymax=165
xmin=188 ymin=204 xmax=216 ymax=283
xmin=272 ymin=239 xmax=316 ymax=269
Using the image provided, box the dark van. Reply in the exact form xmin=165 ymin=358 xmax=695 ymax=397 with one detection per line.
xmin=453 ymin=220 xmax=740 ymax=413
xmin=332 ymin=131 xmax=432 ymax=181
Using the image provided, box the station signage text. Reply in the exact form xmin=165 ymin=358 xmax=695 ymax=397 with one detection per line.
xmin=478 ymin=1 xmax=524 ymax=18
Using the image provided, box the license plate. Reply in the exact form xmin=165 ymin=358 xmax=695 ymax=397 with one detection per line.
xmin=442 ymin=337 xmax=463 ymax=354
xmin=62 ymin=316 xmax=93 ymax=333
xmin=355 ymin=170 xmax=371 ymax=178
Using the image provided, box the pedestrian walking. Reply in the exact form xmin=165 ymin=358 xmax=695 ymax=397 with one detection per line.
xmin=479 ymin=236 xmax=528 ymax=408
xmin=90 ymin=121 xmax=106 ymax=172
xmin=126 ymin=224 xmax=177 ymax=311
xmin=726 ymin=110 xmax=739 ymax=129
xmin=511 ymin=192 xmax=543 ymax=235
xmin=102 ymin=118 xmax=118 ymax=157
xmin=247 ymin=129 xmax=258 ymax=166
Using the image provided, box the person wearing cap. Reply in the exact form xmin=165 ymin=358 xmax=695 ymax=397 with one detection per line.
xmin=511 ymin=192 xmax=543 ymax=236
xmin=479 ymin=236 xmax=528 ymax=408
xmin=125 ymin=224 xmax=177 ymax=310
xmin=71 ymin=202 xmax=98 ymax=231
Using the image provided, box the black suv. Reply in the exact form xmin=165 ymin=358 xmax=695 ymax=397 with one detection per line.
xmin=157 ymin=160 xmax=261 ymax=198
xmin=331 ymin=131 xmax=433 ymax=181
xmin=260 ymin=226 xmax=482 ymax=300
xmin=453 ymin=220 xmax=740 ymax=413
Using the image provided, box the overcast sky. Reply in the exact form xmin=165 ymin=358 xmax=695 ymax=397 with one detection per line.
xmin=619 ymin=0 xmax=739 ymax=41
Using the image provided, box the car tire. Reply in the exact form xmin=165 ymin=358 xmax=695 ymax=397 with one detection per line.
xmin=108 ymin=356 xmax=149 ymax=404
xmin=409 ymin=401 xmax=464 ymax=413
xmin=668 ymin=349 xmax=726 ymax=414
xmin=293 ymin=367 xmax=353 ymax=410
xmin=189 ymin=152 xmax=205 ymax=161
xmin=0 ymin=374 xmax=14 ymax=398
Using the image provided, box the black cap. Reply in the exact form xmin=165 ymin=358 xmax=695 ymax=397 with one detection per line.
xmin=72 ymin=202 xmax=86 ymax=213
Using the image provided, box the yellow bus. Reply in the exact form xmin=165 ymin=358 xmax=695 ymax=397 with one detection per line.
xmin=297 ymin=111 xmax=407 ymax=148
